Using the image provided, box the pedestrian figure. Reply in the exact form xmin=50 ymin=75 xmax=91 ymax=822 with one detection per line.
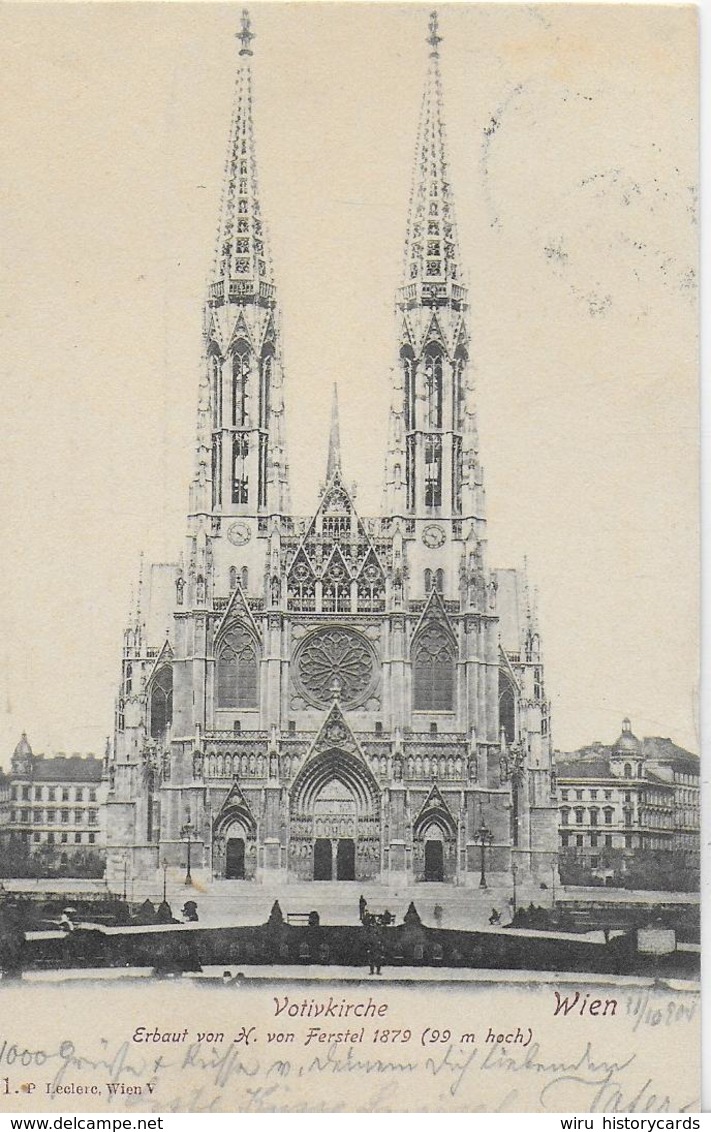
xmin=366 ymin=927 xmax=385 ymax=975
xmin=359 ymin=894 xmax=367 ymax=923
xmin=489 ymin=907 xmax=501 ymax=925
xmin=59 ymin=909 xmax=75 ymax=933
xmin=433 ymin=903 xmax=443 ymax=926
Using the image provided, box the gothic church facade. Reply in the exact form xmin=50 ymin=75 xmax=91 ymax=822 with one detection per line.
xmin=107 ymin=11 xmax=558 ymax=889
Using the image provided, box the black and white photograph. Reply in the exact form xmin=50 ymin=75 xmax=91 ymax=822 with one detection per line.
xmin=0 ymin=2 xmax=699 ymax=1113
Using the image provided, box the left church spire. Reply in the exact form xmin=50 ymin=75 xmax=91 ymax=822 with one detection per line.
xmin=193 ymin=9 xmax=290 ymax=527
xmin=211 ymin=9 xmax=275 ymax=297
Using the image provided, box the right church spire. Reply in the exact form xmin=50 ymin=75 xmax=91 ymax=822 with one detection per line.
xmin=385 ymin=11 xmax=482 ymax=524
xmin=401 ymin=11 xmax=465 ymax=306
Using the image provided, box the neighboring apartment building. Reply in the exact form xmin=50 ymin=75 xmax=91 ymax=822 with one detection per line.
xmin=555 ymin=719 xmax=699 ymax=890
xmin=3 ymin=733 xmax=107 ymax=860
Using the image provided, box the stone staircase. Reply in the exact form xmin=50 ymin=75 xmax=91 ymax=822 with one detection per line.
xmin=150 ymin=877 xmax=550 ymax=931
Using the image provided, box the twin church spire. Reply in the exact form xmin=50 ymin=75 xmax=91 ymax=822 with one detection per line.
xmin=198 ymin=9 xmax=479 ymax=525
xmin=401 ymin=10 xmax=465 ymax=307
xmin=212 ymin=9 xmax=275 ymax=301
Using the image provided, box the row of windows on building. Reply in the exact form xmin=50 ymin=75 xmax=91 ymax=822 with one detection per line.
xmin=639 ymin=812 xmax=674 ymax=829
xmin=561 ymin=832 xmax=631 ymax=849
xmin=675 ymin=789 xmax=699 ymax=805
xmin=13 ymin=830 xmax=98 ymax=846
xmin=11 ymin=784 xmax=98 ymax=803
xmin=286 ymin=575 xmax=386 ymax=614
xmin=138 ymin=637 xmax=520 ymax=735
xmin=10 ymin=808 xmax=99 ymax=825
xmin=673 ymin=772 xmax=698 ymax=786
xmin=214 ymin=625 xmax=463 ymax=713
xmin=561 ymin=788 xmax=619 ymax=801
xmin=560 ymin=807 xmax=634 ymax=826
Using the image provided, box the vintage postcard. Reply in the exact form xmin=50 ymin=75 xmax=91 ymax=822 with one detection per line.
xmin=0 ymin=1 xmax=699 ymax=1114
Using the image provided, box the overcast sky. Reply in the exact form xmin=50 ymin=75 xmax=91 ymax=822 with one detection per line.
xmin=0 ymin=3 xmax=698 ymax=762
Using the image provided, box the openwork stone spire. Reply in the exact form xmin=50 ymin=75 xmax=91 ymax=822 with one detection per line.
xmin=400 ymin=10 xmax=465 ymax=308
xmin=210 ymin=8 xmax=275 ymax=306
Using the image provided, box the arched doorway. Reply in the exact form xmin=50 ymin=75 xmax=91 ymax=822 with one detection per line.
xmin=225 ymin=836 xmax=245 ymax=879
xmin=213 ymin=811 xmax=255 ymax=880
xmin=289 ymin=737 xmax=382 ymax=882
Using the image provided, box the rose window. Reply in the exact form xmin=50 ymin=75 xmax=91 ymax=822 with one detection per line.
xmin=294 ymin=627 xmax=377 ymax=709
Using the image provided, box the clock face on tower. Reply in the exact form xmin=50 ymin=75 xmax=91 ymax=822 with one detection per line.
xmin=227 ymin=521 xmax=251 ymax=547
xmin=422 ymin=524 xmax=446 ymax=549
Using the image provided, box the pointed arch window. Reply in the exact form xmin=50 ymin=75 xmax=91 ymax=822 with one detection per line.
xmin=258 ymin=347 xmax=273 ymax=508
xmin=452 ymin=351 xmax=466 ymax=432
xmin=357 ymin=559 xmax=385 ymax=613
xmin=259 ymin=347 xmax=273 ymax=431
xmin=211 ymin=434 xmax=222 ymax=509
xmin=424 ymin=434 xmax=442 ymax=508
xmin=149 ymin=666 xmax=173 ymax=739
xmin=413 ymin=625 xmax=455 ymax=711
xmin=452 ymin=434 xmax=463 ymax=514
xmin=406 ymin=435 xmax=416 ymax=511
xmin=401 ymin=348 xmax=416 ymax=432
xmin=232 ymin=434 xmax=249 ymax=504
xmin=232 ymin=341 xmax=251 ymax=427
xmin=210 ymin=351 xmax=223 ymax=430
xmin=322 ymin=557 xmax=351 ymax=613
xmin=229 ymin=566 xmax=237 ymax=590
xmin=424 ymin=346 xmax=443 ymax=430
xmin=288 ymin=559 xmax=316 ymax=612
xmin=216 ymin=627 xmax=258 ymax=709
xmin=499 ymin=671 xmax=516 ymax=746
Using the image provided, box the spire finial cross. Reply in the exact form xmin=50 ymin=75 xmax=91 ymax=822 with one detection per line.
xmin=427 ymin=10 xmax=442 ymax=56
xmin=237 ymin=9 xmax=255 ymax=57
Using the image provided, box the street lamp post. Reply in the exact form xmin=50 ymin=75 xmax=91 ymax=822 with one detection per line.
xmin=162 ymin=857 xmax=168 ymax=903
xmin=551 ymin=861 xmax=557 ymax=907
xmin=122 ymin=853 xmax=128 ymax=902
xmin=180 ymin=819 xmax=196 ymax=886
xmin=475 ymin=826 xmax=493 ymax=889
xmin=511 ymin=862 xmax=518 ymax=916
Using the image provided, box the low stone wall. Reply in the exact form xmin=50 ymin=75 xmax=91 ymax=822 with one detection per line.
xmin=13 ymin=916 xmax=699 ymax=981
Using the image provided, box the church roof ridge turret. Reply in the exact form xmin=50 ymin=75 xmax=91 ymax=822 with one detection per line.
xmin=326 ymin=384 xmax=342 ymax=481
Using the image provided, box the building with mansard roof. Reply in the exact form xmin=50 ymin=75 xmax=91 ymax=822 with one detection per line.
xmin=106 ymin=11 xmax=558 ymax=890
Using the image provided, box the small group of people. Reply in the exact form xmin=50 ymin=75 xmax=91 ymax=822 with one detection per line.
xmin=358 ymin=895 xmax=394 ymax=929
